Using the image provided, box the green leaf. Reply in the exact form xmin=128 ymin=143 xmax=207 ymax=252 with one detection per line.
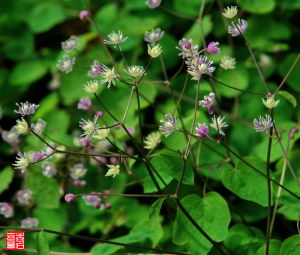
xmin=27 ymin=2 xmax=66 ymax=33
xmin=257 ymin=239 xmax=282 ymax=255
xmin=173 ymin=192 xmax=231 ymax=255
xmin=278 ymin=91 xmax=297 ymax=108
xmin=0 ymin=167 xmax=14 ymax=194
xmin=149 ymin=197 xmax=166 ymax=225
xmin=279 ymin=235 xmax=300 ymax=255
xmin=36 ymin=231 xmax=50 ymax=255
xmin=236 ymin=0 xmax=275 ymax=14
xmin=221 ymin=156 xmax=270 ymax=207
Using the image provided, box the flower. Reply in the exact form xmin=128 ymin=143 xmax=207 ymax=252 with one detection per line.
xmin=79 ymin=115 xmax=100 ymax=139
xmin=32 ymin=151 xmax=43 ymax=162
xmin=15 ymin=118 xmax=29 ymax=134
xmin=13 ymin=152 xmax=29 ymax=173
xmin=94 ymin=128 xmax=110 ymax=140
xmin=78 ymin=98 xmax=92 ymax=110
xmin=31 ymin=119 xmax=47 ymax=135
xmin=73 ymin=180 xmax=87 ymax=188
xmin=187 ymin=55 xmax=215 ymax=80
xmin=228 ymin=19 xmax=248 ymax=37
xmin=125 ymin=66 xmax=146 ymax=78
xmin=61 ymin=36 xmax=78 ymax=51
xmin=253 ymin=115 xmax=273 ymax=132
xmin=0 ymin=203 xmax=14 ymax=218
xmin=144 ymin=132 xmax=161 ymax=149
xmin=144 ymin=28 xmax=164 ymax=43
xmin=21 ymin=218 xmax=39 ymax=228
xmin=210 ymin=116 xmax=228 ymax=136
xmin=88 ymin=60 xmax=104 ymax=77
xmin=148 ymin=44 xmax=162 ymax=58
xmin=70 ymin=164 xmax=87 ymax=180
xmin=220 ymin=56 xmax=236 ymax=70
xmin=83 ymin=80 xmax=99 ymax=94
xmin=2 ymin=127 xmax=20 ymax=145
xmin=65 ymin=193 xmax=76 ymax=203
xmin=101 ymin=66 xmax=119 ymax=88
xmin=42 ymin=162 xmax=57 ymax=177
xmin=159 ymin=114 xmax=178 ymax=137
xmin=146 ymin=0 xmax=161 ymax=8
xmin=17 ymin=189 xmax=32 ymax=205
xmin=104 ymin=31 xmax=127 ymax=46
xmin=195 ymin=123 xmax=209 ymax=137
xmin=105 ymin=164 xmax=120 ymax=178
xmin=79 ymin=10 xmax=90 ymax=20
xmin=262 ymin=95 xmax=280 ymax=109
xmin=15 ymin=102 xmax=39 ymax=116
xmin=222 ymin=6 xmax=238 ymax=19
xmin=42 ymin=143 xmax=56 ymax=158
xmin=199 ymin=92 xmax=215 ymax=114
xmin=206 ymin=42 xmax=220 ymax=55
xmin=83 ymin=193 xmax=101 ymax=206
xmin=57 ymin=55 xmax=75 ymax=73
xmin=176 ymin=38 xmax=199 ymax=59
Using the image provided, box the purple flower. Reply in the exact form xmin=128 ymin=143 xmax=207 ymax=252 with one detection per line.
xmin=83 ymin=193 xmax=101 ymax=206
xmin=146 ymin=0 xmax=161 ymax=8
xmin=159 ymin=114 xmax=178 ymax=137
xmin=88 ymin=60 xmax=103 ymax=77
xmin=0 ymin=203 xmax=14 ymax=218
xmin=206 ymin=42 xmax=220 ymax=55
xmin=105 ymin=203 xmax=112 ymax=209
xmin=2 ymin=127 xmax=20 ymax=145
xmin=73 ymin=180 xmax=87 ymax=188
xmin=187 ymin=55 xmax=215 ymax=80
xmin=17 ymin=189 xmax=32 ymax=205
xmin=15 ymin=102 xmax=39 ymax=116
xmin=65 ymin=193 xmax=76 ymax=203
xmin=21 ymin=218 xmax=39 ymax=228
xmin=228 ymin=19 xmax=248 ymax=37
xmin=195 ymin=123 xmax=209 ymax=137
xmin=32 ymin=151 xmax=43 ymax=162
xmin=253 ymin=115 xmax=273 ymax=132
xmin=79 ymin=10 xmax=90 ymax=20
xmin=78 ymin=98 xmax=92 ymax=110
xmin=199 ymin=92 xmax=215 ymax=114
xmin=81 ymin=138 xmax=90 ymax=147
xmin=176 ymin=38 xmax=199 ymax=59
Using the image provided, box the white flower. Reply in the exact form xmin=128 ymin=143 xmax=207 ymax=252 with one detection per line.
xmin=210 ymin=116 xmax=228 ymax=136
xmin=125 ymin=66 xmax=146 ymax=78
xmin=105 ymin=164 xmax=120 ymax=178
xmin=144 ymin=132 xmax=161 ymax=149
xmin=94 ymin=128 xmax=110 ymax=140
xmin=84 ymin=80 xmax=99 ymax=94
xmin=15 ymin=118 xmax=29 ymax=134
xmin=61 ymin=36 xmax=79 ymax=51
xmin=101 ymin=66 xmax=119 ymax=88
xmin=262 ymin=95 xmax=280 ymax=109
xmin=70 ymin=163 xmax=87 ymax=180
xmin=13 ymin=152 xmax=29 ymax=173
xmin=220 ymin=56 xmax=236 ymax=70
xmin=31 ymin=119 xmax=47 ymax=135
xmin=79 ymin=115 xmax=100 ymax=139
xmin=104 ymin=31 xmax=127 ymax=46
xmin=148 ymin=44 xmax=162 ymax=58
xmin=15 ymin=102 xmax=39 ymax=116
xmin=222 ymin=6 xmax=238 ymax=19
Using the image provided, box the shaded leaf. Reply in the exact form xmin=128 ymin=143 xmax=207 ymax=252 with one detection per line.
xmin=0 ymin=167 xmax=14 ymax=194
xmin=278 ymin=91 xmax=297 ymax=108
xmin=149 ymin=197 xmax=166 ymax=225
xmin=36 ymin=231 xmax=50 ymax=255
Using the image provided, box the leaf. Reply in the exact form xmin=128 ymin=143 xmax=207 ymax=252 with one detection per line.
xmin=256 ymin=239 xmax=282 ymax=255
xmin=279 ymin=235 xmax=300 ymax=255
xmin=236 ymin=0 xmax=275 ymax=14
xmin=149 ymin=197 xmax=166 ymax=225
xmin=278 ymin=91 xmax=297 ymax=108
xmin=0 ymin=167 xmax=14 ymax=194
xmin=221 ymin=156 xmax=270 ymax=207
xmin=173 ymin=192 xmax=231 ymax=255
xmin=36 ymin=231 xmax=50 ymax=255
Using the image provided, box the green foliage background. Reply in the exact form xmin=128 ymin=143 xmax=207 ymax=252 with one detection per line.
xmin=0 ymin=0 xmax=300 ymax=254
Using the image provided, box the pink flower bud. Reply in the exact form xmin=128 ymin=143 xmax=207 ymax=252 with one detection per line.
xmin=184 ymin=41 xmax=191 ymax=49
xmin=206 ymin=42 xmax=220 ymax=55
xmin=94 ymin=201 xmax=102 ymax=209
xmin=79 ymin=10 xmax=90 ymax=20
xmin=105 ymin=203 xmax=112 ymax=209
xmin=64 ymin=193 xmax=76 ymax=203
xmin=73 ymin=180 xmax=87 ymax=188
xmin=96 ymin=111 xmax=103 ymax=117
xmin=81 ymin=138 xmax=90 ymax=147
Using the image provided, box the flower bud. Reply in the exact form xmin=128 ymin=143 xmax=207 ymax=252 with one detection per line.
xmin=79 ymin=10 xmax=90 ymax=20
xmin=64 ymin=193 xmax=76 ymax=203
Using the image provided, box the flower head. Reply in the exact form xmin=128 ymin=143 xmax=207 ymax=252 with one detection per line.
xmin=17 ymin=189 xmax=32 ymax=205
xmin=125 ymin=66 xmax=146 ymax=78
xmin=79 ymin=10 xmax=90 ymax=20
xmin=42 ymin=162 xmax=57 ymax=177
xmin=199 ymin=92 xmax=215 ymax=114
xmin=146 ymin=0 xmax=161 ymax=8
xmin=2 ymin=127 xmax=20 ymax=145
xmin=13 ymin=152 xmax=29 ymax=173
xmin=31 ymin=119 xmax=47 ymax=135
xmin=31 ymin=151 xmax=43 ymax=162
xmin=70 ymin=163 xmax=87 ymax=180
xmin=144 ymin=28 xmax=164 ymax=43
xmin=144 ymin=132 xmax=161 ymax=149
xmin=206 ymin=42 xmax=220 ymax=55
xmin=15 ymin=102 xmax=39 ymax=116
xmin=222 ymin=6 xmax=238 ymax=19
xmin=65 ymin=193 xmax=76 ymax=203
xmin=15 ymin=118 xmax=29 ymax=134
xmin=262 ymin=95 xmax=280 ymax=109
xmin=78 ymin=98 xmax=92 ymax=110
xmin=210 ymin=116 xmax=228 ymax=136
xmin=228 ymin=19 xmax=248 ymax=37
xmin=106 ymin=164 xmax=120 ymax=178
xmin=79 ymin=115 xmax=100 ymax=139
xmin=88 ymin=60 xmax=104 ymax=77
xmin=159 ymin=114 xmax=178 ymax=137
xmin=83 ymin=193 xmax=101 ymax=206
xmin=61 ymin=36 xmax=78 ymax=51
xmin=0 ymin=203 xmax=14 ymax=218
xmin=42 ymin=143 xmax=56 ymax=158
xmin=94 ymin=127 xmax=110 ymax=140
xmin=187 ymin=55 xmax=215 ymax=80
xmin=220 ymin=56 xmax=236 ymax=70
xmin=148 ymin=44 xmax=162 ymax=58
xmin=83 ymin=80 xmax=99 ymax=94
xmin=101 ymin=66 xmax=119 ymax=88
xmin=57 ymin=55 xmax=75 ymax=73
xmin=253 ymin=115 xmax=273 ymax=132
xmin=104 ymin=31 xmax=127 ymax=46
xmin=21 ymin=218 xmax=39 ymax=228
xmin=195 ymin=123 xmax=209 ymax=137
xmin=176 ymin=38 xmax=199 ymax=59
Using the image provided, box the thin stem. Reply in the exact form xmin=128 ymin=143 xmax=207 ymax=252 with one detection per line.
xmin=160 ymin=55 xmax=169 ymax=84
xmin=117 ymin=45 xmax=129 ymax=68
xmin=135 ymin=82 xmax=144 ymax=144
xmin=76 ymin=193 xmax=173 ymax=198
xmin=122 ymin=86 xmax=135 ymax=122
